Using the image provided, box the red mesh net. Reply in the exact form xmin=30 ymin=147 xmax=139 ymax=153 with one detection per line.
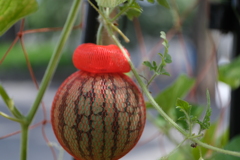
xmin=51 ymin=71 xmax=146 ymax=160
xmin=72 ymin=43 xmax=131 ymax=73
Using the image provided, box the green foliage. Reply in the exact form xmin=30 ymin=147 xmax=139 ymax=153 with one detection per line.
xmin=146 ymin=0 xmax=170 ymax=8
xmin=156 ymin=0 xmax=170 ymax=9
xmin=143 ymin=31 xmax=172 ymax=76
xmin=96 ymin=0 xmax=127 ymax=8
xmin=218 ymin=56 xmax=240 ymax=89
xmin=196 ymin=91 xmax=212 ymax=131
xmin=196 ymin=122 xmax=229 ymax=160
xmin=212 ymin=135 xmax=240 ymax=160
xmin=176 ymin=99 xmax=192 ymax=119
xmin=176 ymin=91 xmax=212 ymax=133
xmin=146 ymin=75 xmax=195 ymax=113
xmin=167 ymin=121 xmax=229 ymax=160
xmin=0 ymin=0 xmax=38 ymax=36
xmin=120 ymin=1 xmax=142 ymax=20
xmin=146 ymin=75 xmax=202 ymax=131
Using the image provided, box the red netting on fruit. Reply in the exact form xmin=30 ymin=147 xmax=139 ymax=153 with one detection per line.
xmin=51 ymin=71 xmax=146 ymax=160
xmin=72 ymin=43 xmax=131 ymax=73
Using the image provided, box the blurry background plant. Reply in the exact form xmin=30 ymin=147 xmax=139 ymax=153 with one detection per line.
xmin=1 ymin=0 xmax=240 ymax=160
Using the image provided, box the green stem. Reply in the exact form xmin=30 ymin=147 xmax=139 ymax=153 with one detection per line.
xmin=0 ymin=112 xmax=24 ymax=123
xmin=106 ymin=23 xmax=186 ymax=134
xmin=20 ymin=123 xmax=28 ymax=160
xmin=110 ymin=23 xmax=130 ymax=43
xmin=147 ymin=74 xmax=158 ymax=87
xmin=18 ymin=1 xmax=82 ymax=159
xmin=166 ymin=138 xmax=187 ymax=158
xmin=110 ymin=0 xmax=134 ymax=22
xmin=106 ymin=24 xmax=240 ymax=158
xmin=88 ymin=1 xmax=130 ymax=43
xmin=0 ymin=85 xmax=23 ymax=118
xmin=26 ymin=0 xmax=82 ymax=123
xmin=96 ymin=23 xmax=103 ymax=45
xmin=193 ymin=138 xmax=240 ymax=157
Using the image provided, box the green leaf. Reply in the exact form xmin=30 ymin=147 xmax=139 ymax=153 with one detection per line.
xmin=162 ymin=41 xmax=168 ymax=48
xmin=146 ymin=75 xmax=195 ymax=114
xmin=160 ymin=31 xmax=167 ymax=39
xmin=200 ymin=90 xmax=212 ymax=130
xmin=153 ymin=61 xmax=157 ymax=68
xmin=121 ymin=1 xmax=142 ymax=20
xmin=143 ymin=61 xmax=153 ymax=70
xmin=165 ymin=54 xmax=172 ymax=63
xmin=0 ymin=0 xmax=38 ymax=36
xmin=143 ymin=61 xmax=158 ymax=71
xmin=196 ymin=90 xmax=212 ymax=131
xmin=176 ymin=103 xmax=203 ymax=130
xmin=178 ymin=116 xmax=186 ymax=121
xmin=158 ymin=53 xmax=163 ymax=57
xmin=176 ymin=99 xmax=191 ymax=114
xmin=157 ymin=0 xmax=170 ymax=9
xmin=96 ymin=0 xmax=127 ymax=7
xmin=161 ymin=72 xmax=170 ymax=76
xmin=213 ymin=135 xmax=240 ymax=160
xmin=143 ymin=61 xmax=152 ymax=67
xmin=218 ymin=56 xmax=240 ymax=89
xmin=147 ymin=0 xmax=155 ymax=3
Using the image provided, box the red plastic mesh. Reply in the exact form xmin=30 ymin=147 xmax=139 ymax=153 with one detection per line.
xmin=51 ymin=71 xmax=146 ymax=160
xmin=72 ymin=43 xmax=131 ymax=73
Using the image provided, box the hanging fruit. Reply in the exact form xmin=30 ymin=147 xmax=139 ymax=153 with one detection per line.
xmin=51 ymin=43 xmax=146 ymax=160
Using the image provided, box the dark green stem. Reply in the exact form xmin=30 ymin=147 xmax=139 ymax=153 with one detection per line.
xmin=26 ymin=0 xmax=82 ymax=123
xmin=20 ymin=123 xmax=28 ymax=160
xmin=19 ymin=1 xmax=82 ymax=159
xmin=96 ymin=23 xmax=103 ymax=45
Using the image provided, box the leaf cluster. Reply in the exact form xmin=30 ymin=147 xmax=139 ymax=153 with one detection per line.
xmin=176 ymin=91 xmax=212 ymax=134
xmin=119 ymin=1 xmax=142 ymax=20
xmin=143 ymin=31 xmax=172 ymax=76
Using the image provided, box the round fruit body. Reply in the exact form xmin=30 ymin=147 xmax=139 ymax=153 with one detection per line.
xmin=51 ymin=70 xmax=146 ymax=160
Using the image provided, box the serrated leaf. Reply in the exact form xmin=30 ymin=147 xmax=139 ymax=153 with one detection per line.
xmin=190 ymin=115 xmax=198 ymax=121
xmin=96 ymin=0 xmax=126 ymax=7
xmin=0 ymin=0 xmax=38 ymax=36
xmin=143 ymin=61 xmax=156 ymax=71
xmin=165 ymin=54 xmax=172 ymax=63
xmin=120 ymin=1 xmax=142 ymax=20
xmin=218 ymin=55 xmax=240 ymax=89
xmin=143 ymin=61 xmax=153 ymax=67
xmin=176 ymin=104 xmax=203 ymax=130
xmin=176 ymin=99 xmax=191 ymax=114
xmin=157 ymin=0 xmax=170 ymax=9
xmin=201 ymin=90 xmax=212 ymax=130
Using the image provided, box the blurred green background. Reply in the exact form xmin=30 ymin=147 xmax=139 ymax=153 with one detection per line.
xmin=0 ymin=0 xmax=198 ymax=81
